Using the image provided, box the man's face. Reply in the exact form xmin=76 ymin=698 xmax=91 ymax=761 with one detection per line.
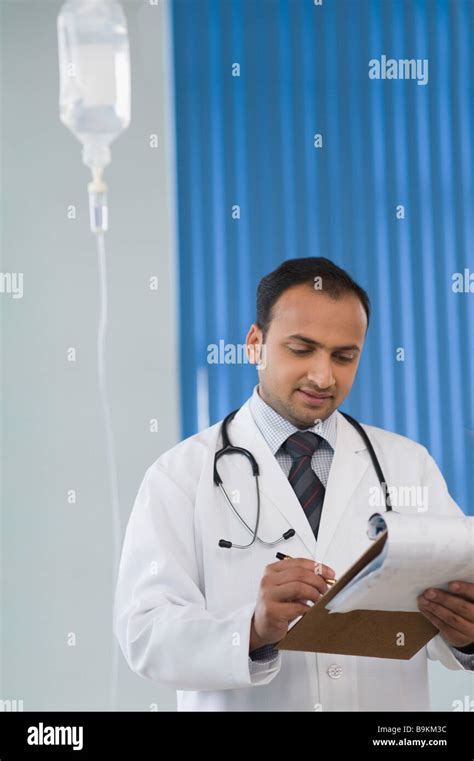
xmin=246 ymin=284 xmax=367 ymax=428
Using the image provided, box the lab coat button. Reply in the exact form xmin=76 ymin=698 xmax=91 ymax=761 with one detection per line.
xmin=327 ymin=664 xmax=343 ymax=679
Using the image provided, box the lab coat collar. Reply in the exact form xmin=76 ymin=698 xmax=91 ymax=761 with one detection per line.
xmin=228 ymin=399 xmax=370 ymax=560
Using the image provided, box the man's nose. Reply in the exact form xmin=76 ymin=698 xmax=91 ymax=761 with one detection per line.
xmin=306 ymin=355 xmax=335 ymax=389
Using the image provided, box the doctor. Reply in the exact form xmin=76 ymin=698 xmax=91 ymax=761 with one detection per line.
xmin=114 ymin=257 xmax=474 ymax=711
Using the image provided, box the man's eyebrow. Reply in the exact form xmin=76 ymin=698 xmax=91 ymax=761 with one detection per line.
xmin=286 ymin=334 xmax=361 ymax=352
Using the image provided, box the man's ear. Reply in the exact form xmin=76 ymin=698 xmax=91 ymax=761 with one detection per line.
xmin=245 ymin=324 xmax=265 ymax=367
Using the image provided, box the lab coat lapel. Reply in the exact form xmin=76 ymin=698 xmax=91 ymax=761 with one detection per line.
xmin=228 ymin=403 xmax=371 ymax=561
xmin=230 ymin=401 xmax=318 ymax=557
xmin=314 ymin=411 xmax=370 ymax=559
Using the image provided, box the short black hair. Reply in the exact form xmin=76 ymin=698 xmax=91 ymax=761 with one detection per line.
xmin=256 ymin=257 xmax=371 ymax=341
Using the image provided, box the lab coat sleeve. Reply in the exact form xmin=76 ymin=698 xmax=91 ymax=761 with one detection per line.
xmin=419 ymin=450 xmax=474 ymax=672
xmin=113 ymin=463 xmax=282 ymax=691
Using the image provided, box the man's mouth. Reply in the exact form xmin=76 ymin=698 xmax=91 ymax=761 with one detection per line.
xmin=297 ymin=389 xmax=333 ymax=405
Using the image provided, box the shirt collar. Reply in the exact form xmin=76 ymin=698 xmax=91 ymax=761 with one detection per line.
xmin=249 ymin=384 xmax=337 ymax=455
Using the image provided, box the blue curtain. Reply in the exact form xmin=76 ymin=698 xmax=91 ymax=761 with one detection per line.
xmin=171 ymin=0 xmax=473 ymax=514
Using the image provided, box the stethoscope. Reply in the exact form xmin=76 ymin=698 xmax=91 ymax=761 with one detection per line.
xmin=214 ymin=408 xmax=393 ymax=550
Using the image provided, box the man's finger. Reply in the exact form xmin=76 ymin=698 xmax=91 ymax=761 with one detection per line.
xmin=269 ymin=558 xmax=335 ymax=579
xmin=418 ymin=597 xmax=474 ymax=638
xmin=269 ymin=558 xmax=317 ymax=573
xmin=420 ymin=588 xmax=474 ymax=622
xmin=278 ymin=602 xmax=313 ymax=622
xmin=417 ymin=606 xmax=471 ymax=648
xmin=314 ymin=561 xmax=336 ymax=579
xmin=274 ymin=581 xmax=324 ymax=604
xmin=448 ymin=581 xmax=474 ymax=602
xmin=274 ymin=568 xmax=329 ymax=596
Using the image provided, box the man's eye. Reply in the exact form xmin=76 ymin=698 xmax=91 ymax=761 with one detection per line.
xmin=289 ymin=347 xmax=311 ymax=355
xmin=334 ymin=355 xmax=354 ymax=363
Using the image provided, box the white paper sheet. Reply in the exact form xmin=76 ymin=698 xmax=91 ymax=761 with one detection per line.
xmin=326 ymin=512 xmax=474 ymax=613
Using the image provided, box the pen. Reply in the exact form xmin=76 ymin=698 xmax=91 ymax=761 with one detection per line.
xmin=275 ymin=552 xmax=338 ymax=585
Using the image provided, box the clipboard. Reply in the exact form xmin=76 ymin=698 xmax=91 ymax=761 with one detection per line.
xmin=275 ymin=532 xmax=438 ymax=660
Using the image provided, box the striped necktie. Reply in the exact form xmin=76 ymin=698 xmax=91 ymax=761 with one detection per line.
xmin=283 ymin=431 xmax=325 ymax=539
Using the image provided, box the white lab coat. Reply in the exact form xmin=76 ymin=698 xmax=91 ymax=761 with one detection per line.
xmin=113 ymin=399 xmax=470 ymax=711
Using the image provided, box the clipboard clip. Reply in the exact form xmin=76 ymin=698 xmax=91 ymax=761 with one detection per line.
xmin=367 ymin=512 xmax=388 ymax=540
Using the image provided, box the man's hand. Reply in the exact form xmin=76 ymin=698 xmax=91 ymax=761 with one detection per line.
xmin=249 ymin=557 xmax=336 ymax=652
xmin=417 ymin=581 xmax=474 ymax=649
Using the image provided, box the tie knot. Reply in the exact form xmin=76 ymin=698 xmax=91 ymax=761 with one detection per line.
xmin=284 ymin=431 xmax=322 ymax=461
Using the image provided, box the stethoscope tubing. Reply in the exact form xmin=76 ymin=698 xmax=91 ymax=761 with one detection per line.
xmin=215 ymin=407 xmax=392 ymax=549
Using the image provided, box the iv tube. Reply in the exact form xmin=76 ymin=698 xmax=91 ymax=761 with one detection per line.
xmin=57 ymin=0 xmax=131 ymax=708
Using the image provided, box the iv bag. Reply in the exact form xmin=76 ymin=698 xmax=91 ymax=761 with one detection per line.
xmin=57 ymin=0 xmax=131 ymax=173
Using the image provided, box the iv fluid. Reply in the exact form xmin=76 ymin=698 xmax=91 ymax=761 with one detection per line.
xmin=57 ymin=0 xmax=131 ymax=172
